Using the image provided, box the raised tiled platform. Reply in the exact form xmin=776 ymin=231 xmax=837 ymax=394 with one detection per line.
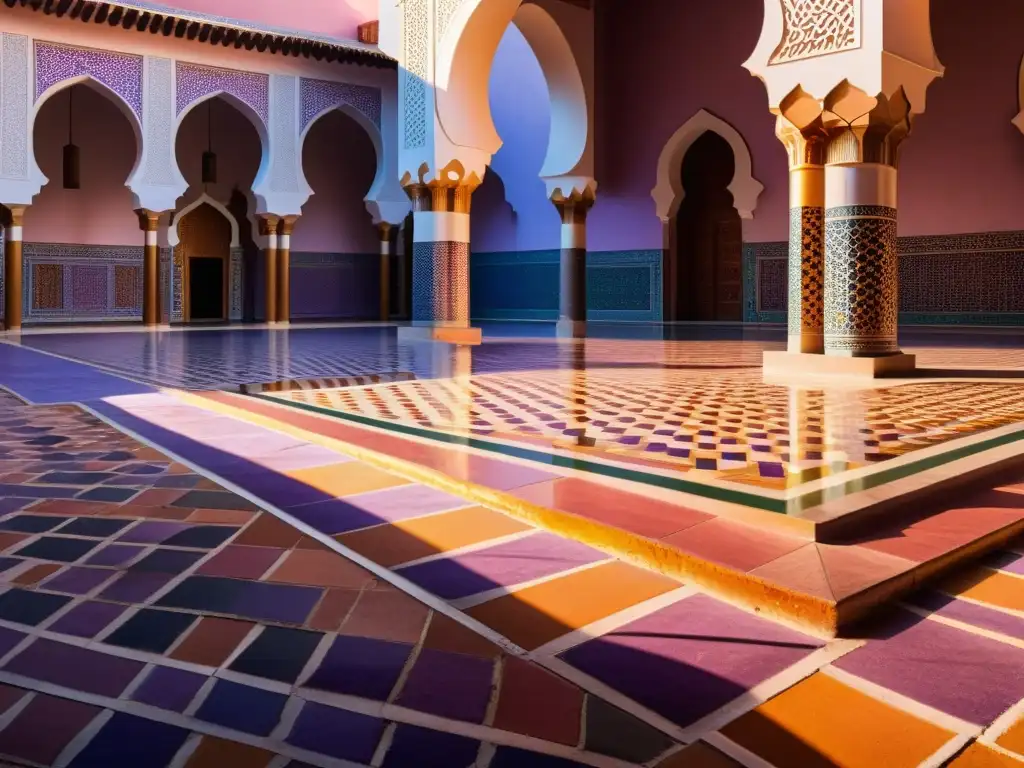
xmin=180 ymin=387 xmax=1024 ymax=637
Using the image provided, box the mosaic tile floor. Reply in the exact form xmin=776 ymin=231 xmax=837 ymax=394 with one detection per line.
xmin=2 ymin=331 xmax=1024 ymax=767
xmin=264 ymin=372 xmax=1024 ymax=492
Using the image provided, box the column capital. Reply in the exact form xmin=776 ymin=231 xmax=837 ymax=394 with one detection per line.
xmin=0 ymin=205 xmax=27 ymax=228
xmin=774 ymin=110 xmax=827 ymax=169
xmin=257 ymin=214 xmax=280 ymax=237
xmin=403 ymin=172 xmax=479 ymax=215
xmin=550 ymin=189 xmax=596 ymax=225
xmin=279 ymin=216 xmax=299 ymax=237
xmin=377 ymin=222 xmax=393 ymax=241
xmin=822 ymin=84 xmax=911 ymax=167
xmin=134 ymin=209 xmax=163 ymax=233
xmin=744 ymin=0 xmax=943 ymax=116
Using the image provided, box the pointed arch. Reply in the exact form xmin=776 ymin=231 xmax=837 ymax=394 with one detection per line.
xmin=652 ymin=109 xmax=763 ymax=222
xmin=298 ymin=103 xmax=384 ymax=204
xmin=167 ymin=193 xmax=240 ymax=248
xmin=173 ymin=92 xmax=270 ymax=192
xmin=33 ymin=76 xmax=144 ymax=180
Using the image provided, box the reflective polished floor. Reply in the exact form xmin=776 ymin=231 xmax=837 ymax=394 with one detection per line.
xmin=0 ymin=323 xmax=1022 ymax=767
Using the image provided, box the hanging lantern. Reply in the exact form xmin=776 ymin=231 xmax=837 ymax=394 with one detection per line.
xmin=62 ymin=88 xmax=80 ymax=190
xmin=201 ymin=100 xmax=217 ymax=184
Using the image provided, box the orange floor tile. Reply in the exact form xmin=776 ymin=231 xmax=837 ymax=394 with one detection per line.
xmin=997 ymin=717 xmax=1024 ymax=757
xmin=287 ymin=461 xmax=411 ymax=497
xmin=719 ymin=672 xmax=954 ymax=768
xmin=949 ymin=743 xmax=1024 ymax=768
xmin=465 ymin=561 xmax=680 ymax=651
xmin=337 ymin=506 xmax=533 ymax=567
xmin=939 ymin=568 xmax=1024 ymax=613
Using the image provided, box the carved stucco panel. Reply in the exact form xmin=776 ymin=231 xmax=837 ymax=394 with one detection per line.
xmin=34 ymin=42 xmax=143 ymax=119
xmin=268 ymin=74 xmax=300 ymax=195
xmin=769 ymin=0 xmax=860 ymax=65
xmin=140 ymin=56 xmax=176 ymax=187
xmin=1 ymin=34 xmax=30 ymax=180
xmin=402 ymin=0 xmax=429 ymax=149
xmin=175 ymin=61 xmax=269 ymax=125
xmin=300 ymin=78 xmax=382 ymax=131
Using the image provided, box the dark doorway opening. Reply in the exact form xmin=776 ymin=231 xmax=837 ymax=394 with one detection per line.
xmin=673 ymin=131 xmax=743 ymax=322
xmin=188 ymin=257 xmax=225 ymax=322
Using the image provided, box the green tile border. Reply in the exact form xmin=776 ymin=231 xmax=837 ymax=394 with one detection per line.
xmin=250 ymin=393 xmax=1024 ymax=520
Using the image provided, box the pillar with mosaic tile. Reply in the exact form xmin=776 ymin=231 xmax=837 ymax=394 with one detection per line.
xmin=258 ymin=215 xmax=279 ymax=325
xmin=135 ymin=209 xmax=163 ymax=327
xmin=400 ymin=169 xmax=482 ymax=345
xmin=277 ymin=216 xmax=297 ymax=324
xmin=1 ymin=206 xmax=26 ymax=332
xmin=776 ymin=108 xmax=826 ymax=354
xmin=745 ymin=0 xmax=943 ymax=376
xmin=551 ymin=182 xmax=596 ymax=339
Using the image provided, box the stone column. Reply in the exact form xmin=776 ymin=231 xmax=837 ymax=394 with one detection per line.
xmin=277 ymin=216 xmax=296 ymax=324
xmin=136 ymin=209 xmax=162 ymax=327
xmin=378 ymin=222 xmax=392 ymax=322
xmin=776 ymin=117 xmax=825 ymax=354
xmin=258 ymin=215 xmax=279 ymax=325
xmin=1 ymin=206 xmax=26 ymax=332
xmin=551 ymin=192 xmax=594 ymax=339
xmin=822 ymin=90 xmax=908 ymax=357
xmin=400 ymin=179 xmax=481 ymax=345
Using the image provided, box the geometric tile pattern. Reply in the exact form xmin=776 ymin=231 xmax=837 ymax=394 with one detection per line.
xmin=413 ymin=241 xmax=470 ymax=324
xmin=787 ymin=205 xmax=824 ymax=336
xmin=824 ymin=205 xmax=900 ymax=356
xmin=270 ymin=373 xmax=1024 ymax=490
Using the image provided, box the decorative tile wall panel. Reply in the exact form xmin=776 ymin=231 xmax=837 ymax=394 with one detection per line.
xmin=22 ymin=244 xmax=143 ymax=323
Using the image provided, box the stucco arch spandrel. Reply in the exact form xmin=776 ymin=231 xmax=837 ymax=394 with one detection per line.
xmin=651 ymin=109 xmax=764 ymax=222
xmin=167 ymin=193 xmax=240 ymax=248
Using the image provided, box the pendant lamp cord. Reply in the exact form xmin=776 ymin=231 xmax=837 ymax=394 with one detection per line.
xmin=68 ymin=87 xmax=73 ymax=144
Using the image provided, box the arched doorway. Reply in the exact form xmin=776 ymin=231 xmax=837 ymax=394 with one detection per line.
xmin=674 ymin=131 xmax=743 ymax=322
xmin=177 ymin=203 xmax=231 ymax=323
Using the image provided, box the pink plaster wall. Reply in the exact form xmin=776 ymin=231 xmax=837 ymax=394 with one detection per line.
xmin=164 ymin=0 xmax=377 ymax=41
xmin=477 ymin=0 xmax=1024 ymax=254
xmin=294 ymin=109 xmax=378 ymax=253
xmin=27 ymin=86 xmax=141 ymax=244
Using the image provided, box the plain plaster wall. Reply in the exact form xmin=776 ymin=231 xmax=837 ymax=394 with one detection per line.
xmin=474 ymin=0 xmax=1024 ymax=254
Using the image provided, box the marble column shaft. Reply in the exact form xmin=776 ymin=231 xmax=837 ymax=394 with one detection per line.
xmin=552 ymin=195 xmax=593 ymax=337
xmin=2 ymin=206 xmax=25 ymax=332
xmin=136 ymin=209 xmax=162 ymax=327
xmin=277 ymin=217 xmax=296 ymax=324
xmin=378 ymin=222 xmax=392 ymax=322
xmin=259 ymin=215 xmax=279 ymax=325
xmin=407 ymin=183 xmax=474 ymax=328
xmin=777 ymin=119 xmax=826 ymax=354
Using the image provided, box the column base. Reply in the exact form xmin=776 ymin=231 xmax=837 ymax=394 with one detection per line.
xmin=763 ymin=351 xmax=916 ymax=379
xmin=786 ymin=333 xmax=824 ymax=355
xmin=555 ymin=319 xmax=587 ymax=339
xmin=398 ymin=324 xmax=482 ymax=346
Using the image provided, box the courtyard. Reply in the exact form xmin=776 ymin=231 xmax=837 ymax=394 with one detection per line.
xmin=0 ymin=324 xmax=1018 ymax=767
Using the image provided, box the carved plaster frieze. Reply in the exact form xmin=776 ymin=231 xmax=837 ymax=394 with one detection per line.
xmin=300 ymin=78 xmax=382 ymax=132
xmin=769 ymin=0 xmax=860 ymax=65
xmin=35 ymin=41 xmax=143 ymax=120
xmin=175 ymin=61 xmax=269 ymax=126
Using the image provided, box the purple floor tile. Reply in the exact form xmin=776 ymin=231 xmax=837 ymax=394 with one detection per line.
xmin=229 ymin=581 xmax=323 ymax=625
xmin=85 ymin=543 xmax=146 ymax=567
xmin=286 ymin=701 xmax=384 ymax=763
xmin=304 ymin=635 xmax=412 ymax=701
xmin=0 ymin=557 xmax=22 ymax=574
xmin=0 ymin=498 xmax=33 ymax=516
xmin=395 ymin=649 xmax=493 ymax=723
xmin=287 ymin=499 xmax=386 ymax=535
xmin=117 ymin=521 xmax=193 ymax=544
xmin=908 ymin=590 xmax=1024 ymax=640
xmin=397 ymin=532 xmax=604 ymax=600
xmin=195 ymin=680 xmax=287 ymax=736
xmin=560 ymin=594 xmax=823 ymax=729
xmin=5 ymin=638 xmax=144 ymax=696
xmin=0 ymin=626 xmax=26 ymax=658
xmin=0 ymin=484 xmax=79 ymax=498
xmin=42 ymin=566 xmax=116 ymax=595
xmin=833 ymin=608 xmax=1024 ymax=725
xmin=99 ymin=571 xmax=173 ymax=603
xmin=66 ymin=712 xmax=189 ymax=768
xmin=48 ymin=601 xmax=128 ymax=638
xmin=382 ymin=724 xmax=480 ymax=768
xmin=130 ymin=666 xmax=205 ymax=712
xmin=302 ymin=484 xmax=471 ymax=523
xmin=986 ymin=550 xmax=1024 ymax=576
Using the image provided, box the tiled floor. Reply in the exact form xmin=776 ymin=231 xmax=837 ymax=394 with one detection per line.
xmin=0 ymin=327 xmax=1023 ymax=767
